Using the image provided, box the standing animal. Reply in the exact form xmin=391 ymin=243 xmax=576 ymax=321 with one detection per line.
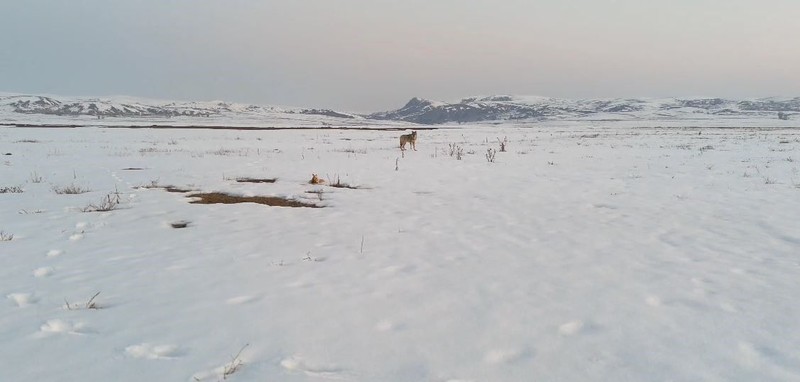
xmin=399 ymin=131 xmax=418 ymax=151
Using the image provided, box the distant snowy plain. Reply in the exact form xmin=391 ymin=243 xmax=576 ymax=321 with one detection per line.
xmin=2 ymin=121 xmax=800 ymax=381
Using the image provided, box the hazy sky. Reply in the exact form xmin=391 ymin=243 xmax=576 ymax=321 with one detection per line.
xmin=1 ymin=0 xmax=798 ymax=111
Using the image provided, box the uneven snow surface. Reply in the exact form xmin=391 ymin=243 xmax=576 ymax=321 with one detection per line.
xmin=2 ymin=124 xmax=800 ymax=381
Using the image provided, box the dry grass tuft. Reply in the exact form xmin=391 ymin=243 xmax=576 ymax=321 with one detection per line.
xmin=187 ymin=192 xmax=321 ymax=208
xmin=327 ymin=175 xmax=361 ymax=189
xmin=29 ymin=172 xmax=44 ymax=183
xmin=222 ymin=344 xmax=249 ymax=380
xmin=53 ymin=184 xmax=91 ymax=194
xmin=64 ymin=292 xmax=103 ymax=310
xmin=137 ymin=180 xmax=194 ymax=193
xmin=0 ymin=186 xmax=24 ymax=193
xmin=82 ymin=193 xmax=121 ymax=212
xmin=0 ymin=231 xmax=13 ymax=241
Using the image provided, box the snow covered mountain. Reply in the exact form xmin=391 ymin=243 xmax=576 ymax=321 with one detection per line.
xmin=0 ymin=94 xmax=381 ymax=128
xmin=2 ymin=93 xmax=799 ymax=127
xmin=2 ymin=94 xmax=358 ymax=119
xmin=369 ymin=95 xmax=800 ymax=124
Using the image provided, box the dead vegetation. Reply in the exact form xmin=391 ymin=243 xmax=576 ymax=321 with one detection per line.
xmin=53 ymin=183 xmax=91 ymax=194
xmin=187 ymin=192 xmax=321 ymax=208
xmin=326 ymin=174 xmax=361 ymax=189
xmin=81 ymin=193 xmax=121 ymax=212
xmin=64 ymin=291 xmax=103 ymax=310
xmin=137 ymin=180 xmax=194 ymax=193
xmin=0 ymin=186 xmax=24 ymax=193
xmin=0 ymin=231 xmax=13 ymax=241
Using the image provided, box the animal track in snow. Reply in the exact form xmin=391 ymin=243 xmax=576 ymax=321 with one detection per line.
xmin=69 ymin=233 xmax=84 ymax=241
xmin=558 ymin=320 xmax=584 ymax=336
xmin=124 ymin=343 xmax=183 ymax=359
xmin=33 ymin=267 xmax=55 ymax=277
xmin=645 ymin=296 xmax=662 ymax=307
xmin=736 ymin=342 xmax=763 ymax=369
xmin=483 ymin=348 xmax=527 ymax=365
xmin=37 ymin=319 xmax=88 ymax=336
xmin=375 ymin=320 xmax=395 ymax=332
xmin=7 ymin=293 xmax=38 ymax=307
xmin=281 ymin=355 xmax=345 ymax=378
xmin=47 ymin=249 xmax=64 ymax=257
xmin=225 ymin=295 xmax=259 ymax=305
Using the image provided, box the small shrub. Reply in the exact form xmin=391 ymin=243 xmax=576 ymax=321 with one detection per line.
xmin=18 ymin=209 xmax=45 ymax=214
xmin=448 ymin=143 xmax=464 ymax=160
xmin=0 ymin=186 xmax=23 ymax=193
xmin=327 ymin=174 xmax=361 ymax=189
xmin=82 ymin=193 xmax=121 ymax=212
xmin=29 ymin=172 xmax=44 ymax=183
xmin=335 ymin=148 xmax=368 ymax=154
xmin=498 ymin=136 xmax=508 ymax=152
xmin=0 ymin=231 xmax=13 ymax=241
xmin=53 ymin=184 xmax=90 ymax=194
xmin=486 ymin=148 xmax=497 ymax=163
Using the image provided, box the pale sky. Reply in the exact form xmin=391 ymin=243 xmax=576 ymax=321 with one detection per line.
xmin=1 ymin=0 xmax=798 ymax=112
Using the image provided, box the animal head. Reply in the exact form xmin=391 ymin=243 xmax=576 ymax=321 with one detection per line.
xmin=411 ymin=131 xmax=417 ymax=138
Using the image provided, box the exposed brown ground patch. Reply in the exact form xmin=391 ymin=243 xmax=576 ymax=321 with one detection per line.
xmin=164 ymin=186 xmax=194 ymax=193
xmin=187 ymin=192 xmax=321 ymax=208
xmin=137 ymin=184 xmax=194 ymax=193
xmin=235 ymin=177 xmax=277 ymax=183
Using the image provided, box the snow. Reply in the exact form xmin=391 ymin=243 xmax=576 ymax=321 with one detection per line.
xmin=2 ymin=123 xmax=800 ymax=381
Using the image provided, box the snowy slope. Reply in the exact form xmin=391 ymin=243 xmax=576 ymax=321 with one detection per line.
xmin=2 ymin=124 xmax=800 ymax=381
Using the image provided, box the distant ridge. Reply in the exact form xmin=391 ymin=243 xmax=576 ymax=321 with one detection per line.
xmin=369 ymin=95 xmax=800 ymax=124
xmin=1 ymin=93 xmax=798 ymax=126
xmin=0 ymin=94 xmax=358 ymax=120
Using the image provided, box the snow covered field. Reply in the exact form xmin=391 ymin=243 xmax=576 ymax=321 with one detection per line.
xmin=2 ymin=124 xmax=800 ymax=381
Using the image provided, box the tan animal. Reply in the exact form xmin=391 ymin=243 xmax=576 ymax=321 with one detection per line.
xmin=309 ymin=174 xmax=325 ymax=185
xmin=399 ymin=131 xmax=417 ymax=151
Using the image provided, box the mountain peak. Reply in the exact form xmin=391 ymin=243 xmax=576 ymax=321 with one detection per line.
xmin=403 ymin=97 xmax=435 ymax=108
